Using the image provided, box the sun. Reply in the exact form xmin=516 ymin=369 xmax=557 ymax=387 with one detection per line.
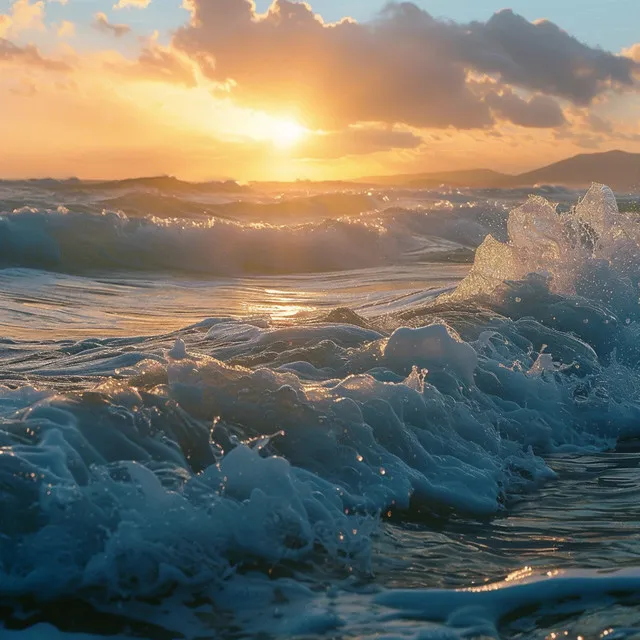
xmin=268 ymin=119 xmax=308 ymax=148
xmin=205 ymin=107 xmax=310 ymax=150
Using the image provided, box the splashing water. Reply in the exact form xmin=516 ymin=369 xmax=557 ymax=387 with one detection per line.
xmin=0 ymin=183 xmax=639 ymax=639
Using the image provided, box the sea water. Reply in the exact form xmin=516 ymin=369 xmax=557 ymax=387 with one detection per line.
xmin=0 ymin=179 xmax=639 ymax=639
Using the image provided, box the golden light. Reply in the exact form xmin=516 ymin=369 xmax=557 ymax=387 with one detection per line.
xmin=120 ymin=83 xmax=310 ymax=149
xmin=267 ymin=119 xmax=308 ymax=148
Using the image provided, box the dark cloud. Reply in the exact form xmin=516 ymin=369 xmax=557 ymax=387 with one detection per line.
xmin=0 ymin=38 xmax=70 ymax=71
xmin=93 ymin=12 xmax=131 ymax=38
xmin=295 ymin=127 xmax=423 ymax=159
xmin=461 ymin=10 xmax=635 ymax=104
xmin=485 ymin=89 xmax=566 ymax=128
xmin=172 ymin=1 xmax=638 ymax=131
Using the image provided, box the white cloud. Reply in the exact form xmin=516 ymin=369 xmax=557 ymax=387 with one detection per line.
xmin=114 ymin=0 xmax=151 ymax=9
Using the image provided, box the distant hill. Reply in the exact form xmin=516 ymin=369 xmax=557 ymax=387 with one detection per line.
xmin=354 ymin=150 xmax=640 ymax=191
xmin=86 ymin=176 xmax=251 ymax=194
xmin=510 ymin=150 xmax=640 ymax=190
xmin=0 ymin=176 xmax=252 ymax=194
xmin=358 ymin=168 xmax=511 ymax=188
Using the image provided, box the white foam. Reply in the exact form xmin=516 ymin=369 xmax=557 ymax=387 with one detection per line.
xmin=444 ymin=183 xmax=640 ymax=304
xmin=383 ymin=324 xmax=478 ymax=383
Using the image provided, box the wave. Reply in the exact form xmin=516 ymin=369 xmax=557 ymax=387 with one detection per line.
xmin=91 ymin=191 xmax=382 ymax=222
xmin=1 ymin=183 xmax=640 ymax=634
xmin=0 ymin=203 xmax=506 ymax=275
xmin=439 ymin=184 xmax=640 ymax=333
xmin=0 ymin=175 xmax=251 ymax=195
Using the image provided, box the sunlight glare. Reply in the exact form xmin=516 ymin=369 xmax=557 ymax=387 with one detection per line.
xmin=268 ymin=119 xmax=308 ymax=148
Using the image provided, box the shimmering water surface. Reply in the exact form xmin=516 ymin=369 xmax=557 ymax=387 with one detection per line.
xmin=0 ymin=179 xmax=639 ymax=640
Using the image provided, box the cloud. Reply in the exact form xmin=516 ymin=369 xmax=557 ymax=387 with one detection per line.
xmin=56 ymin=20 xmax=74 ymax=38
xmin=10 ymin=0 xmax=45 ymax=32
xmin=0 ymin=15 xmax=10 ymax=37
xmin=485 ymin=89 xmax=566 ymax=128
xmin=110 ymin=44 xmax=197 ymax=86
xmin=583 ymin=113 xmax=613 ymax=134
xmin=556 ymin=106 xmax=640 ymax=149
xmin=114 ymin=0 xmax=151 ymax=9
xmin=622 ymin=43 xmax=640 ymax=64
xmin=295 ymin=127 xmax=423 ymax=159
xmin=0 ymin=0 xmax=45 ymax=37
xmin=93 ymin=12 xmax=131 ymax=38
xmin=172 ymin=1 xmax=638 ymax=131
xmin=460 ymin=10 xmax=636 ymax=104
xmin=0 ymin=37 xmax=70 ymax=70
xmin=174 ymin=0 xmax=493 ymax=130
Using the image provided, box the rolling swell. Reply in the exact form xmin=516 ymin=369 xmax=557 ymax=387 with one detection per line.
xmin=0 ymin=203 xmax=505 ymax=275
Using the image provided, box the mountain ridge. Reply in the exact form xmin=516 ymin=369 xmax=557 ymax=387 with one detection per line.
xmin=355 ymin=150 xmax=640 ymax=191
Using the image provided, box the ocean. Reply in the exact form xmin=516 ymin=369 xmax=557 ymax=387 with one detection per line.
xmin=0 ymin=179 xmax=639 ymax=640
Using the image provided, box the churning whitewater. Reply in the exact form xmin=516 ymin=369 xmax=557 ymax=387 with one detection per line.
xmin=0 ymin=181 xmax=639 ymax=639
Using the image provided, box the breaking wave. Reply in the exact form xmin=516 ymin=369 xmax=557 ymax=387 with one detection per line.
xmin=0 ymin=202 xmax=505 ymax=275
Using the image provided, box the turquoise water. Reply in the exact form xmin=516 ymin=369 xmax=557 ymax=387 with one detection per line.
xmin=0 ymin=180 xmax=639 ymax=639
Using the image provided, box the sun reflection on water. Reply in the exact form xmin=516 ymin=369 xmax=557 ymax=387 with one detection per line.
xmin=244 ymin=288 xmax=319 ymax=321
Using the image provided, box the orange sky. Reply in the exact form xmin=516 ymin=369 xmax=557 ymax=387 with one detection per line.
xmin=0 ymin=0 xmax=639 ymax=181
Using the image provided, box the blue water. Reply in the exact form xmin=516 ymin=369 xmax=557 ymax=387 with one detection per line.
xmin=0 ymin=180 xmax=639 ymax=639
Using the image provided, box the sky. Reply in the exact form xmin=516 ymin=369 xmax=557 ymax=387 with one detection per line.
xmin=0 ymin=0 xmax=639 ymax=181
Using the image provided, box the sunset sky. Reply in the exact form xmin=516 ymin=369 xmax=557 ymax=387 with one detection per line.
xmin=1 ymin=0 xmax=639 ymax=181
